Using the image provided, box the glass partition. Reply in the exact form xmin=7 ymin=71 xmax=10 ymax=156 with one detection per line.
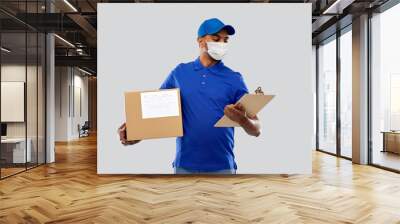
xmin=0 ymin=1 xmax=46 ymax=179
xmin=1 ymin=31 xmax=28 ymax=177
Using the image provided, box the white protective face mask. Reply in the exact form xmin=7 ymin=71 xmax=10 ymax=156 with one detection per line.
xmin=206 ymin=41 xmax=228 ymax=61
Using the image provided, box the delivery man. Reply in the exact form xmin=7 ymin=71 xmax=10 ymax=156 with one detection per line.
xmin=118 ymin=18 xmax=261 ymax=174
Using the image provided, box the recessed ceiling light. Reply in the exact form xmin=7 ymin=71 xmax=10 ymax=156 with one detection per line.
xmin=1 ymin=47 xmax=11 ymax=53
xmin=78 ymin=67 xmax=93 ymax=76
xmin=63 ymin=0 xmax=78 ymax=12
xmin=54 ymin=34 xmax=75 ymax=48
xmin=322 ymin=0 xmax=354 ymax=15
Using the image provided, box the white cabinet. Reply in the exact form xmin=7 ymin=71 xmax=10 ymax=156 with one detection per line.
xmin=1 ymin=138 xmax=32 ymax=163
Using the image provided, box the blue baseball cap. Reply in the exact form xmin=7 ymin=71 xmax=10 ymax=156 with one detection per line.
xmin=197 ymin=18 xmax=235 ymax=38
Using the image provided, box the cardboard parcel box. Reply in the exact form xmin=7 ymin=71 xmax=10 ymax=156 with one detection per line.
xmin=124 ymin=88 xmax=183 ymax=140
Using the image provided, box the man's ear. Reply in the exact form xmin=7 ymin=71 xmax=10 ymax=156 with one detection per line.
xmin=197 ymin=37 xmax=206 ymax=49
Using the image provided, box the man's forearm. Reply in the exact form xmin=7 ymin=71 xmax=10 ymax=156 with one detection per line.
xmin=238 ymin=117 xmax=261 ymax=137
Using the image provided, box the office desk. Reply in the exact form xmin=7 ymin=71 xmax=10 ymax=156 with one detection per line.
xmin=382 ymin=131 xmax=400 ymax=154
xmin=1 ymin=138 xmax=32 ymax=164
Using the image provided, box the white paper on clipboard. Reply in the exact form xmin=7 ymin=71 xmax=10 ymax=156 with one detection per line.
xmin=214 ymin=94 xmax=275 ymax=127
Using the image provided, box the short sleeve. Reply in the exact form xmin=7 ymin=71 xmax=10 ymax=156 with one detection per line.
xmin=160 ymin=65 xmax=179 ymax=89
xmin=233 ymin=73 xmax=249 ymax=103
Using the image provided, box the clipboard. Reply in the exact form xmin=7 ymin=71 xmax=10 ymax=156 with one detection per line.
xmin=214 ymin=87 xmax=274 ymax=127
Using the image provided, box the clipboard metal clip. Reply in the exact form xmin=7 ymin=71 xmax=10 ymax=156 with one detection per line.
xmin=255 ymin=86 xmax=264 ymax=95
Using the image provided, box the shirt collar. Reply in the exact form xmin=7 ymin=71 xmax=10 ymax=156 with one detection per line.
xmin=193 ymin=57 xmax=224 ymax=73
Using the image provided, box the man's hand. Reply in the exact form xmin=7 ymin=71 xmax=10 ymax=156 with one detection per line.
xmin=224 ymin=103 xmax=247 ymax=124
xmin=223 ymin=103 xmax=261 ymax=137
xmin=118 ymin=123 xmax=141 ymax=146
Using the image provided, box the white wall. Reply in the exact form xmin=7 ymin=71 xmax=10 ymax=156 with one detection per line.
xmin=55 ymin=66 xmax=69 ymax=141
xmin=1 ymin=65 xmax=41 ymax=138
xmin=1 ymin=65 xmax=26 ymax=134
xmin=55 ymin=67 xmax=89 ymax=141
xmin=71 ymin=72 xmax=89 ymax=138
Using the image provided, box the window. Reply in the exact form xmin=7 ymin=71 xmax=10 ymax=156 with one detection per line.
xmin=318 ymin=37 xmax=337 ymax=154
xmin=371 ymin=3 xmax=400 ymax=171
xmin=340 ymin=29 xmax=352 ymax=158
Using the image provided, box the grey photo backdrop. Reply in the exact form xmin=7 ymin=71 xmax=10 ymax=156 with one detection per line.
xmin=98 ymin=3 xmax=313 ymax=174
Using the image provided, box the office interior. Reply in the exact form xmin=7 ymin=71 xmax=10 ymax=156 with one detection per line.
xmin=0 ymin=0 xmax=400 ymax=223
xmin=0 ymin=0 xmax=97 ymax=179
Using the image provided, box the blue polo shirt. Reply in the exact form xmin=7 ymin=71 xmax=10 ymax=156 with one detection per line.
xmin=160 ymin=57 xmax=249 ymax=172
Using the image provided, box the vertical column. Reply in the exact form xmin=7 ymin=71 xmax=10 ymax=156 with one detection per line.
xmin=46 ymin=0 xmax=55 ymax=163
xmin=336 ymin=30 xmax=341 ymax=156
xmin=312 ymin=45 xmax=317 ymax=150
xmin=352 ymin=14 xmax=369 ymax=164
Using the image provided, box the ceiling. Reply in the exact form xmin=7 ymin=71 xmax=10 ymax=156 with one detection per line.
xmin=0 ymin=0 xmax=394 ymax=75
